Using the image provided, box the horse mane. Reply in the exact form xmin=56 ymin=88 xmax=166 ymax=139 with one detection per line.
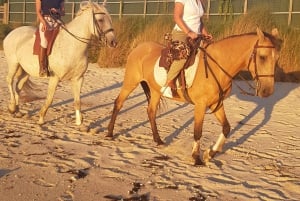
xmin=76 ymin=1 xmax=108 ymax=17
xmin=212 ymin=32 xmax=282 ymax=51
xmin=208 ymin=31 xmax=282 ymax=51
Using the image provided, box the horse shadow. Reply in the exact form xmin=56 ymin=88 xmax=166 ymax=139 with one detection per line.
xmin=0 ymin=167 xmax=20 ymax=178
xmin=224 ymin=80 xmax=299 ymax=151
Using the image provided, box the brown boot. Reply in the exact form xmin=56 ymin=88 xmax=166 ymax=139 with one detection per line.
xmin=38 ymin=47 xmax=49 ymax=77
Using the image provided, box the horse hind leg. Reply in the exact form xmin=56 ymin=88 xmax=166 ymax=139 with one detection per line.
xmin=14 ymin=71 xmax=30 ymax=117
xmin=203 ymin=104 xmax=231 ymax=164
xmin=143 ymin=82 xmax=164 ymax=145
xmin=107 ymin=81 xmax=139 ymax=138
xmin=6 ymin=63 xmax=21 ymax=114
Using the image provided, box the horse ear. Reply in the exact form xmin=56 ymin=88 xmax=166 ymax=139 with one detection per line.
xmin=271 ymin=28 xmax=279 ymax=38
xmin=80 ymin=1 xmax=89 ymax=8
xmin=103 ymin=0 xmax=107 ymax=6
xmin=256 ymin=27 xmax=265 ymax=42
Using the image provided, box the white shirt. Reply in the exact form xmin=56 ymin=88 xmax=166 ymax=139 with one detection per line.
xmin=173 ymin=0 xmax=204 ymax=33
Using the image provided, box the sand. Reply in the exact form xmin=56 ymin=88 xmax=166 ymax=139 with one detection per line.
xmin=0 ymin=50 xmax=299 ymax=201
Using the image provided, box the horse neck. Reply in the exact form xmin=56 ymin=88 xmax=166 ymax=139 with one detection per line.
xmin=58 ymin=12 xmax=94 ymax=50
xmin=208 ymin=35 xmax=258 ymax=78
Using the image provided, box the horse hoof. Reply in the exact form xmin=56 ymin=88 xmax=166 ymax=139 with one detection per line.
xmin=38 ymin=118 xmax=45 ymax=125
xmin=15 ymin=111 xmax=24 ymax=118
xmin=194 ymin=156 xmax=205 ymax=166
xmin=105 ymin=134 xmax=113 ymax=140
xmin=154 ymin=138 xmax=165 ymax=145
xmin=203 ymin=148 xmax=217 ymax=164
xmin=8 ymin=104 xmax=17 ymax=114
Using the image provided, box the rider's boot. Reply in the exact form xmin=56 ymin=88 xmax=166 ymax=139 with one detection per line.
xmin=39 ymin=47 xmax=49 ymax=77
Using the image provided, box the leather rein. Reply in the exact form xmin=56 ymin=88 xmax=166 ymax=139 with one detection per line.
xmin=198 ymin=40 xmax=275 ymax=113
xmin=50 ymin=10 xmax=114 ymax=45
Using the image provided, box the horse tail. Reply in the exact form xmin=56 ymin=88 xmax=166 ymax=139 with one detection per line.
xmin=140 ymin=81 xmax=165 ymax=110
xmin=140 ymin=81 xmax=151 ymax=103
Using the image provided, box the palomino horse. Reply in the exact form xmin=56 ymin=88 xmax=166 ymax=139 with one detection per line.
xmin=107 ymin=27 xmax=281 ymax=165
xmin=3 ymin=0 xmax=116 ymax=125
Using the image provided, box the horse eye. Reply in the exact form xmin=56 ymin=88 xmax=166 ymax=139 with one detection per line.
xmin=259 ymin=55 xmax=267 ymax=62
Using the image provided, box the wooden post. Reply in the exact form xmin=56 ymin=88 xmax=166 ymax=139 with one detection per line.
xmin=119 ymin=0 xmax=123 ymax=19
xmin=23 ymin=0 xmax=26 ymax=23
xmin=143 ymin=0 xmax=147 ymax=18
xmin=243 ymin=0 xmax=248 ymax=14
xmin=288 ymin=0 xmax=293 ymax=26
xmin=1 ymin=3 xmax=9 ymax=24
xmin=206 ymin=0 xmax=211 ymax=19
xmin=72 ymin=2 xmax=75 ymax=19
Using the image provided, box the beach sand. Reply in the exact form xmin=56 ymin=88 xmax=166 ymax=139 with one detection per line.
xmin=0 ymin=50 xmax=299 ymax=201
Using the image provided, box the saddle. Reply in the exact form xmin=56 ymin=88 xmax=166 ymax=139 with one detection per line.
xmin=159 ymin=33 xmax=200 ymax=70
xmin=159 ymin=33 xmax=202 ymax=101
xmin=33 ymin=27 xmax=60 ymax=56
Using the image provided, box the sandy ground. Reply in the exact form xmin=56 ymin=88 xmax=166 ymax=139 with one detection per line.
xmin=0 ymin=50 xmax=299 ymax=201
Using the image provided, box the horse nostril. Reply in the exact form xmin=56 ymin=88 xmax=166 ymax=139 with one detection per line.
xmin=111 ymin=41 xmax=117 ymax=48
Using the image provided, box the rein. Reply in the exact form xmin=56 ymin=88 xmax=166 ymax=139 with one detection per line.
xmin=200 ymin=40 xmax=275 ymax=113
xmin=50 ymin=10 xmax=114 ymax=45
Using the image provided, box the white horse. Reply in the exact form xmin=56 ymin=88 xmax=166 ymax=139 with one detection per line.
xmin=3 ymin=0 xmax=117 ymax=125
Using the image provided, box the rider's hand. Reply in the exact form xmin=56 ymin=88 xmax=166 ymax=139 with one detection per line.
xmin=187 ymin=31 xmax=198 ymax=39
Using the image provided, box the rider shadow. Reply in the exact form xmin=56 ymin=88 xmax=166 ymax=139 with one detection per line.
xmin=224 ymin=80 xmax=299 ymax=151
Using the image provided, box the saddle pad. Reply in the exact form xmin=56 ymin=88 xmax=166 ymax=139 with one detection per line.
xmin=154 ymin=52 xmax=200 ymax=88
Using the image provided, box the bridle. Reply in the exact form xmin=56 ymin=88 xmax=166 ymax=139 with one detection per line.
xmin=198 ymin=39 xmax=276 ymax=113
xmin=92 ymin=11 xmax=114 ymax=41
xmin=244 ymin=40 xmax=275 ymax=96
xmin=50 ymin=9 xmax=114 ymax=45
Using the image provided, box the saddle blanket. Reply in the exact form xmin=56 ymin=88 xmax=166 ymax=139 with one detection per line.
xmin=154 ymin=52 xmax=200 ymax=88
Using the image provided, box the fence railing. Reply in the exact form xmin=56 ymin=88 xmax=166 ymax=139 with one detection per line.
xmin=0 ymin=3 xmax=8 ymax=24
xmin=1 ymin=0 xmax=300 ymax=27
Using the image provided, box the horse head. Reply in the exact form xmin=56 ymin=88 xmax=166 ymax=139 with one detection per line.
xmin=79 ymin=1 xmax=117 ymax=47
xmin=248 ymin=27 xmax=282 ymax=97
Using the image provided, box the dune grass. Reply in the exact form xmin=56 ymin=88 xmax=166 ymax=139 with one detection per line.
xmin=96 ymin=6 xmax=300 ymax=82
xmin=0 ymin=6 xmax=299 ymax=82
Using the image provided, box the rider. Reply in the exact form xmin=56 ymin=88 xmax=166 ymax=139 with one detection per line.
xmin=35 ymin=0 xmax=65 ymax=77
xmin=161 ymin=0 xmax=212 ymax=98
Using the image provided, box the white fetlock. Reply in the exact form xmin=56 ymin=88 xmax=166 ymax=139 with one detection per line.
xmin=203 ymin=149 xmax=212 ymax=164
xmin=75 ymin=110 xmax=83 ymax=125
xmin=160 ymin=86 xmax=173 ymax=98
xmin=212 ymin=133 xmax=226 ymax=153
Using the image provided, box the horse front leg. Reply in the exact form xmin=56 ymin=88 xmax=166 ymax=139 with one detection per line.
xmin=38 ymin=76 xmax=59 ymax=124
xmin=71 ymin=77 xmax=84 ymax=125
xmin=203 ymin=104 xmax=230 ymax=163
xmin=147 ymin=91 xmax=164 ymax=145
xmin=107 ymin=84 xmax=138 ymax=138
xmin=6 ymin=64 xmax=19 ymax=114
xmin=192 ymin=104 xmax=206 ymax=165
